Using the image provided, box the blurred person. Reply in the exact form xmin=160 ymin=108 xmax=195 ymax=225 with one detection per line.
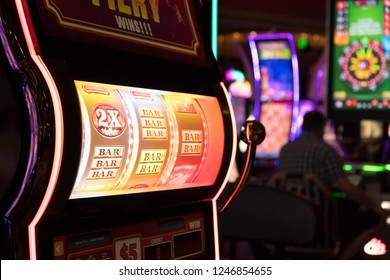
xmin=279 ymin=110 xmax=386 ymax=257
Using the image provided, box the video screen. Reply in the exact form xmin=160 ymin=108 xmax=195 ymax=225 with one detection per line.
xmin=256 ymin=102 xmax=292 ymax=159
xmin=328 ymin=0 xmax=390 ymax=119
xmin=70 ymin=81 xmax=225 ymax=199
xmin=256 ymin=40 xmax=294 ymax=102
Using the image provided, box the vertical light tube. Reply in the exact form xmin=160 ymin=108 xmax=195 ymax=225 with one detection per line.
xmin=15 ymin=0 xmax=64 ymax=260
xmin=211 ymin=0 xmax=218 ymax=59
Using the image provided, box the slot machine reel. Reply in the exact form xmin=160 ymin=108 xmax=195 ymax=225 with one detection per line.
xmin=219 ymin=120 xmax=266 ymax=212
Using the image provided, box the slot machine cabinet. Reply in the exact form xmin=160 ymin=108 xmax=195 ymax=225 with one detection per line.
xmin=248 ymin=33 xmax=300 ymax=165
xmin=327 ymin=0 xmax=390 ymax=121
xmin=0 ymin=0 xmax=247 ymax=260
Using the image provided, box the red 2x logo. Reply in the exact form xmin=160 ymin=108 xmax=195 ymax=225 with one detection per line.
xmin=92 ymin=103 xmax=126 ymax=137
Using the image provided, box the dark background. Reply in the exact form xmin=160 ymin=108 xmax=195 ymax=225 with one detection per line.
xmin=216 ymin=0 xmax=328 ymax=101
xmin=218 ymin=0 xmax=327 ymax=34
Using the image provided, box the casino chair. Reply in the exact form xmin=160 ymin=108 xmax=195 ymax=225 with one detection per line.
xmin=267 ymin=171 xmax=388 ymax=259
xmin=265 ymin=171 xmax=339 ymax=258
xmin=218 ymin=178 xmax=338 ymax=259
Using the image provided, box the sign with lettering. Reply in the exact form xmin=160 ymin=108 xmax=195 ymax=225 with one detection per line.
xmin=40 ymin=0 xmax=200 ymax=56
xmin=92 ymin=104 xmax=127 ymax=137
xmin=135 ymin=149 xmax=166 ymax=175
xmin=115 ymin=236 xmax=141 ymax=260
xmin=139 ymin=107 xmax=168 ymax=140
xmin=181 ymin=130 xmax=202 ymax=155
xmin=87 ymin=146 xmax=124 ymax=180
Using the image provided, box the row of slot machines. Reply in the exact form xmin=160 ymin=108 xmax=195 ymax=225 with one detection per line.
xmin=223 ymin=0 xmax=390 ymax=259
xmin=229 ymin=0 xmax=390 ymax=177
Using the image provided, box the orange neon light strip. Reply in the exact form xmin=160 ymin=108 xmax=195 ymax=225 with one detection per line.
xmin=16 ymin=0 xmax=64 ymax=260
xmin=212 ymin=82 xmax=237 ymax=259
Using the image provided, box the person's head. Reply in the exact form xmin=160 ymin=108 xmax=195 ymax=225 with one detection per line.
xmin=302 ymin=110 xmax=326 ymax=139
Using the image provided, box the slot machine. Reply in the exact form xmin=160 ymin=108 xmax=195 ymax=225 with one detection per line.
xmin=248 ymin=33 xmax=300 ymax=166
xmin=0 ymin=0 xmax=262 ymax=260
xmin=328 ymin=0 xmax=390 ymax=120
xmin=326 ymin=0 xmax=390 ymax=259
xmin=328 ymin=0 xmax=390 ymax=198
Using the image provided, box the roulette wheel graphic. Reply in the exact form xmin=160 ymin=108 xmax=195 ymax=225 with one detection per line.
xmin=339 ymin=39 xmax=389 ymax=91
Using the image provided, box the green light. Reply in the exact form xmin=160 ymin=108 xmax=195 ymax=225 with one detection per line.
xmin=385 ymin=164 xmax=390 ymax=171
xmin=333 ymin=192 xmax=347 ymax=198
xmin=297 ymin=37 xmax=309 ymax=49
xmin=343 ymin=164 xmax=353 ymax=171
xmin=361 ymin=164 xmax=386 ymax=173
xmin=211 ymin=0 xmax=218 ymax=59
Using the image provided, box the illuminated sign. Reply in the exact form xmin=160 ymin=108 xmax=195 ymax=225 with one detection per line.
xmin=258 ymin=41 xmax=292 ymax=60
xmin=41 ymin=0 xmax=200 ymax=55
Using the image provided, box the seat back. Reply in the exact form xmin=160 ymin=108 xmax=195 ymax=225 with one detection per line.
xmin=267 ymin=171 xmax=339 ymax=251
xmin=219 ymin=184 xmax=320 ymax=245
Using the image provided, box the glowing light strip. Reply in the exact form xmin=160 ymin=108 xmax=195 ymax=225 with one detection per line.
xmin=211 ymin=0 xmax=218 ymax=59
xmin=16 ymin=0 xmax=64 ymax=260
xmin=314 ymin=63 xmax=324 ymax=106
xmin=212 ymin=199 xmax=221 ymax=260
xmin=248 ymin=38 xmax=261 ymax=120
xmin=212 ymin=82 xmax=237 ymax=260
xmin=343 ymin=163 xmax=388 ymax=173
xmin=288 ymin=33 xmax=300 ymax=140
xmin=362 ymin=164 xmax=386 ymax=173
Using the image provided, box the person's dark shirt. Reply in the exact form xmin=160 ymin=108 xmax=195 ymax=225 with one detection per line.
xmin=279 ymin=132 xmax=346 ymax=189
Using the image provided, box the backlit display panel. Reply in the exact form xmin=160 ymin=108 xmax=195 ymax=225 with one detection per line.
xmin=256 ymin=102 xmax=293 ymax=158
xmin=328 ymin=0 xmax=390 ymax=119
xmin=71 ymin=81 xmax=224 ymax=199
xmin=248 ymin=33 xmax=300 ymax=160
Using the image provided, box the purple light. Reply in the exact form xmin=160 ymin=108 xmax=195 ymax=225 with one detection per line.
xmin=248 ymin=33 xmax=300 ymax=141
